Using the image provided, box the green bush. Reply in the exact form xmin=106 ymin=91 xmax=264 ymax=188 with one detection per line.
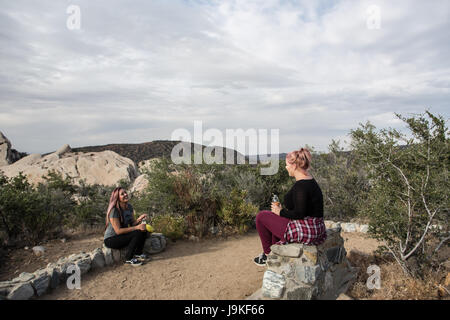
xmin=137 ymin=158 xmax=223 ymax=237
xmin=151 ymin=213 xmax=186 ymax=240
xmin=65 ymin=179 xmax=113 ymax=229
xmin=0 ymin=170 xmax=118 ymax=244
xmin=0 ymin=172 xmax=75 ymax=245
xmin=313 ymin=140 xmax=370 ymax=221
xmin=350 ymin=111 xmax=449 ymax=277
xmin=218 ymin=188 xmax=259 ymax=234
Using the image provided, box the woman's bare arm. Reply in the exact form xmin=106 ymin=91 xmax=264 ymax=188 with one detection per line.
xmin=110 ymin=217 xmax=140 ymax=235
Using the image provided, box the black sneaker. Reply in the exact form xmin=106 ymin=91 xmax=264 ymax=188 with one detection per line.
xmin=134 ymin=253 xmax=150 ymax=262
xmin=253 ymin=253 xmax=267 ymax=266
xmin=125 ymin=258 xmax=143 ymax=266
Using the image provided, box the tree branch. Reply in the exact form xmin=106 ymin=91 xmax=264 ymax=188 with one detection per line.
xmin=401 ymin=195 xmax=438 ymax=260
xmin=434 ymin=235 xmax=450 ymax=253
xmin=387 ymin=244 xmax=411 ymax=276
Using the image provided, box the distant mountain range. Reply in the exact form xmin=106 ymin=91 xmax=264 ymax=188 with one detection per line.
xmin=70 ymin=140 xmax=248 ymax=165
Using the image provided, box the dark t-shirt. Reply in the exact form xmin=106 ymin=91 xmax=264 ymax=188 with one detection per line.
xmin=280 ymin=179 xmax=324 ymax=220
xmin=103 ymin=204 xmax=134 ymax=240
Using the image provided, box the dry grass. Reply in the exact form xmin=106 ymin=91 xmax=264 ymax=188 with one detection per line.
xmin=346 ymin=249 xmax=449 ymax=300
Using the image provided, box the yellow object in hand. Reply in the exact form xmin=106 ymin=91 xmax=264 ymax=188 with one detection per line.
xmin=146 ymin=224 xmax=154 ymax=233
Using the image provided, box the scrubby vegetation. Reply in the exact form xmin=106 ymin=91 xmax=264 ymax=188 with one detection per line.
xmin=0 ymin=171 xmax=130 ymax=245
xmin=350 ymin=111 xmax=449 ymax=278
xmin=0 ymin=110 xmax=448 ymax=291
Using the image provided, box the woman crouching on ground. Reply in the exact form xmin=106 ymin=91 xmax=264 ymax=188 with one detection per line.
xmin=254 ymin=147 xmax=327 ymax=266
xmin=104 ymin=187 xmax=150 ymax=266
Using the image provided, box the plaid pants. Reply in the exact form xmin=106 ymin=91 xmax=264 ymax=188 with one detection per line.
xmin=255 ymin=210 xmax=327 ymax=254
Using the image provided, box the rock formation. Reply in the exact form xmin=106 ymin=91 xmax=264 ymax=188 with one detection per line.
xmin=0 ymin=144 xmax=139 ymax=186
xmin=130 ymin=174 xmax=149 ymax=195
xmin=129 ymin=158 xmax=161 ymax=195
xmin=0 ymin=132 xmax=26 ymax=166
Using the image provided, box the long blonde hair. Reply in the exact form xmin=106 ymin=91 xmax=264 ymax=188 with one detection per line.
xmin=105 ymin=187 xmax=125 ymax=229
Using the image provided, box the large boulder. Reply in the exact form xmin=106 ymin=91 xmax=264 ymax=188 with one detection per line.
xmin=130 ymin=174 xmax=149 ymax=195
xmin=0 ymin=132 xmax=25 ymax=167
xmin=0 ymin=144 xmax=138 ymax=186
xmin=131 ymin=158 xmax=163 ymax=195
xmin=137 ymin=158 xmax=161 ymax=173
xmin=144 ymin=233 xmax=167 ymax=254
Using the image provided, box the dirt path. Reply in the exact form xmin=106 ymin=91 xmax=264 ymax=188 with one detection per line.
xmin=39 ymin=231 xmax=266 ymax=300
xmin=20 ymin=231 xmax=380 ymax=300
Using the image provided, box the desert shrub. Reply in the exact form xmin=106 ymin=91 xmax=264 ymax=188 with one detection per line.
xmin=257 ymin=160 xmax=292 ymax=210
xmin=313 ymin=140 xmax=370 ymax=221
xmin=350 ymin=110 xmax=449 ymax=277
xmin=0 ymin=172 xmax=75 ymax=245
xmin=138 ymin=158 xmax=269 ymax=237
xmin=215 ymin=164 xmax=268 ymax=210
xmin=65 ymin=180 xmax=113 ymax=229
xmin=24 ymin=184 xmax=74 ymax=243
xmin=218 ymin=188 xmax=259 ymax=234
xmin=0 ymin=172 xmax=25 ymax=240
xmin=136 ymin=157 xmax=179 ymax=214
xmin=42 ymin=170 xmax=77 ymax=194
xmin=137 ymin=158 xmax=223 ymax=237
xmin=151 ymin=213 xmax=186 ymax=240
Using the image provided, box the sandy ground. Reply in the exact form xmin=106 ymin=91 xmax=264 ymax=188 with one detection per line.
xmin=1 ymin=230 xmax=382 ymax=300
xmin=0 ymin=229 xmax=106 ymax=282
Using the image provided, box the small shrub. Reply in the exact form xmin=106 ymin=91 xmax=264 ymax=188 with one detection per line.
xmin=218 ymin=189 xmax=259 ymax=234
xmin=65 ymin=180 xmax=112 ymax=229
xmin=313 ymin=140 xmax=370 ymax=221
xmin=151 ymin=213 xmax=186 ymax=240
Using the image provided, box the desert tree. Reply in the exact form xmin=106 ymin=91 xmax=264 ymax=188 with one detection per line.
xmin=350 ymin=110 xmax=449 ymax=277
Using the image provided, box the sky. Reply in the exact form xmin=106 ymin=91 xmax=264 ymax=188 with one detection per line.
xmin=0 ymin=0 xmax=449 ymax=156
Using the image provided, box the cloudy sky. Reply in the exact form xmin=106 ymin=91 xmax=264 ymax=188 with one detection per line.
xmin=0 ymin=0 xmax=449 ymax=155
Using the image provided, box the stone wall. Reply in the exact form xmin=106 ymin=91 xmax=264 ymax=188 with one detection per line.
xmin=247 ymin=227 xmax=357 ymax=300
xmin=324 ymin=220 xmax=369 ymax=233
xmin=0 ymin=233 xmax=166 ymax=300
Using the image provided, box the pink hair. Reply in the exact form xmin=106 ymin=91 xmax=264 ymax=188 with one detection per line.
xmin=286 ymin=147 xmax=312 ymax=170
xmin=105 ymin=187 xmax=124 ymax=229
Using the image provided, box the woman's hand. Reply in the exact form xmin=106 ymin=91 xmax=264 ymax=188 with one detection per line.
xmin=136 ymin=214 xmax=148 ymax=224
xmin=271 ymin=203 xmax=282 ymax=216
xmin=136 ymin=223 xmax=146 ymax=232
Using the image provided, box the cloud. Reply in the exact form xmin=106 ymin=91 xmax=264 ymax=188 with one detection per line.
xmin=0 ymin=0 xmax=448 ymax=155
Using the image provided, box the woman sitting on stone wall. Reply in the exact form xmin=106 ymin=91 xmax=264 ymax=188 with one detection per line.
xmin=253 ymin=147 xmax=327 ymax=266
xmin=103 ymin=187 xmax=149 ymax=266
